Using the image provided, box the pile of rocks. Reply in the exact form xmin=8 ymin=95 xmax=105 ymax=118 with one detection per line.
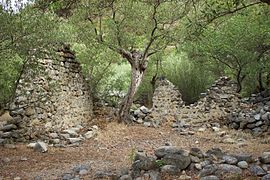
xmin=148 ymin=78 xmax=184 ymax=124
xmin=227 ymin=89 xmax=270 ymax=136
xmin=1 ymin=46 xmax=93 ymax=143
xmin=118 ymin=145 xmax=270 ymax=180
xmin=195 ymin=76 xmax=240 ymax=114
xmin=131 ymin=78 xmax=184 ymax=126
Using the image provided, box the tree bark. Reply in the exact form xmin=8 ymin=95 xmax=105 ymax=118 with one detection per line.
xmin=118 ymin=56 xmax=146 ymax=123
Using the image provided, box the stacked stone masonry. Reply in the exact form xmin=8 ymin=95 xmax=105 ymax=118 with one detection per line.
xmin=1 ymin=48 xmax=92 ymax=142
xmin=227 ymin=89 xmax=270 ymax=136
xmin=147 ymin=78 xmax=184 ymax=124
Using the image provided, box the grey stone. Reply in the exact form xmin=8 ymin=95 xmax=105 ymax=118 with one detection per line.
xmin=62 ymin=173 xmax=74 ymax=180
xmin=206 ymin=148 xmax=224 ymax=159
xmin=190 ymin=147 xmax=204 ymax=158
xmin=255 ymin=121 xmax=263 ymax=127
xmin=262 ymin=164 xmax=270 ymax=173
xmin=200 ymin=164 xmax=242 ymax=178
xmin=195 ymin=163 xmax=202 ymax=170
xmin=60 ymin=133 xmax=70 ymax=139
xmin=260 ymin=152 xmax=270 ymax=164
xmin=143 ymin=122 xmax=151 ymax=127
xmin=63 ymin=129 xmax=78 ymax=137
xmin=222 ymin=155 xmax=238 ymax=165
xmin=262 ymin=113 xmax=270 ymax=121
xmin=0 ymin=138 xmax=5 ymax=144
xmin=160 ymin=165 xmax=180 ymax=175
xmin=200 ymin=175 xmax=219 ymax=180
xmin=262 ymin=174 xmax=270 ymax=180
xmin=140 ymin=106 xmax=150 ymax=114
xmin=68 ymin=138 xmax=82 ymax=144
xmin=84 ymin=130 xmax=97 ymax=139
xmin=73 ymin=164 xmax=89 ymax=173
xmin=1 ymin=124 xmax=17 ymax=132
xmin=49 ymin=133 xmax=58 ymax=138
xmin=155 ymin=146 xmax=187 ymax=158
xmin=162 ymin=153 xmax=191 ymax=170
xmin=237 ymin=161 xmax=248 ymax=169
xmin=79 ymin=169 xmax=88 ymax=175
xmin=34 ymin=142 xmax=48 ymax=153
xmin=132 ymin=157 xmax=157 ymax=171
xmin=233 ymin=154 xmax=254 ymax=163
xmin=119 ymin=175 xmax=132 ymax=180
xmin=4 ymin=144 xmax=16 ymax=149
xmin=249 ymin=165 xmax=266 ymax=176
xmin=254 ymin=114 xmax=261 ymax=120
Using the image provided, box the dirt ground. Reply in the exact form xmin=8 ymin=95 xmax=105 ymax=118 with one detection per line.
xmin=0 ymin=120 xmax=270 ymax=179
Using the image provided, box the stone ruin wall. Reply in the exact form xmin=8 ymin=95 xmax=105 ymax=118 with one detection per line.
xmin=147 ymin=78 xmax=184 ymax=124
xmin=227 ymin=89 xmax=270 ymax=136
xmin=1 ymin=48 xmax=93 ymax=142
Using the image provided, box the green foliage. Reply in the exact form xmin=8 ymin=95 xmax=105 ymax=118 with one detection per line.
xmin=155 ymin=160 xmax=166 ymax=167
xmin=186 ymin=4 xmax=270 ymax=96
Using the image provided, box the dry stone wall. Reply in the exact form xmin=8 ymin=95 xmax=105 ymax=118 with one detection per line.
xmin=227 ymin=89 xmax=270 ymax=136
xmin=1 ymin=47 xmax=92 ymax=142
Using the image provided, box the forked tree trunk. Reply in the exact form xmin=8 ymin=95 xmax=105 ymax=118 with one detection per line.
xmin=118 ymin=59 xmax=146 ymax=123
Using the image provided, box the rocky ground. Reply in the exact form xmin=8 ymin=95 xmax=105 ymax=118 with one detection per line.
xmin=1 ymin=115 xmax=270 ymax=180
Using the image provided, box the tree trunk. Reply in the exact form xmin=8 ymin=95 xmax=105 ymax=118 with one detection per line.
xmin=118 ymin=60 xmax=146 ymax=123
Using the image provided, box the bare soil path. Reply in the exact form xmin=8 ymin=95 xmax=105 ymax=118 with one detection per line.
xmin=1 ymin=121 xmax=269 ymax=179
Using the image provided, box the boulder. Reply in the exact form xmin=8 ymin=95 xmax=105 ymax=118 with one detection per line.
xmin=155 ymin=146 xmax=187 ymax=158
xmin=260 ymin=152 xmax=270 ymax=164
xmin=249 ymin=165 xmax=267 ymax=176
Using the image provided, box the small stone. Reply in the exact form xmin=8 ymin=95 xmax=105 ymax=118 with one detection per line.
xmin=62 ymin=173 xmax=74 ymax=180
xmin=34 ymin=141 xmax=48 ymax=153
xmin=20 ymin=157 xmax=28 ymax=161
xmin=200 ymin=175 xmax=219 ymax=180
xmin=212 ymin=127 xmax=220 ymax=132
xmin=237 ymin=161 xmax=248 ymax=169
xmin=140 ymin=106 xmax=150 ymax=114
xmin=119 ymin=175 xmax=132 ymax=180
xmin=4 ymin=144 xmax=16 ymax=149
xmin=13 ymin=177 xmax=22 ymax=180
xmin=51 ymin=139 xmax=60 ymax=144
xmin=161 ymin=165 xmax=180 ymax=175
xmin=60 ymin=133 xmax=70 ymax=139
xmin=63 ymin=129 xmax=78 ymax=137
xmin=3 ymin=157 xmax=11 ymax=163
xmin=260 ymin=152 xmax=270 ymax=164
xmin=1 ymin=124 xmax=17 ymax=132
xmin=195 ymin=163 xmax=202 ymax=170
xmin=222 ymin=155 xmax=238 ymax=165
xmin=79 ymin=169 xmax=88 ymax=175
xmin=143 ymin=122 xmax=151 ymax=127
xmin=27 ymin=143 xmax=37 ymax=148
xmin=198 ymin=128 xmax=206 ymax=132
xmin=68 ymin=138 xmax=82 ymax=144
xmin=254 ymin=114 xmax=261 ymax=120
xmin=233 ymin=154 xmax=254 ymax=163
xmin=222 ymin=138 xmax=236 ymax=144
xmin=84 ymin=130 xmax=97 ymax=139
xmin=49 ymin=133 xmax=58 ymax=138
xmin=249 ymin=164 xmax=266 ymax=176
xmin=179 ymin=173 xmax=191 ymax=180
xmin=262 ymin=174 xmax=270 ymax=180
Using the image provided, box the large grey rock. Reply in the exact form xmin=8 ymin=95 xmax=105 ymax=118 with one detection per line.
xmin=254 ymin=114 xmax=261 ymax=120
xmin=160 ymin=165 xmax=180 ymax=175
xmin=49 ymin=133 xmax=59 ymax=138
xmin=162 ymin=153 xmax=191 ymax=170
xmin=34 ymin=141 xmax=48 ymax=153
xmin=132 ymin=157 xmax=157 ymax=172
xmin=260 ymin=152 xmax=270 ymax=164
xmin=206 ymin=148 xmax=224 ymax=159
xmin=249 ymin=164 xmax=266 ymax=176
xmin=190 ymin=147 xmax=204 ymax=158
xmin=155 ymin=146 xmax=187 ymax=158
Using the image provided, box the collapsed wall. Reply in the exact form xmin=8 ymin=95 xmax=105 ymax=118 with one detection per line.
xmin=1 ymin=47 xmax=93 ymax=142
xmin=131 ymin=78 xmax=184 ymax=125
xmin=227 ymin=89 xmax=270 ymax=136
